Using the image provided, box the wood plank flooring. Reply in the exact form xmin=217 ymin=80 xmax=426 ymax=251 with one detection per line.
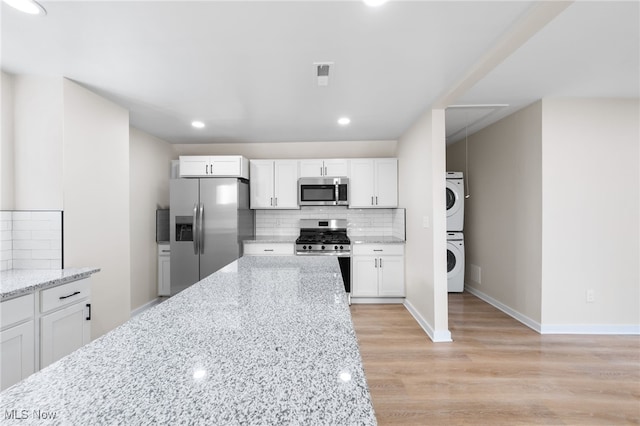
xmin=350 ymin=292 xmax=640 ymax=425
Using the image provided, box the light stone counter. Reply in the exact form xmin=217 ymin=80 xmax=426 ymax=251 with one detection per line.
xmin=0 ymin=256 xmax=376 ymax=425
xmin=0 ymin=267 xmax=100 ymax=301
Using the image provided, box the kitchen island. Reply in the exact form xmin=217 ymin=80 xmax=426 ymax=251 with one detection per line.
xmin=0 ymin=256 xmax=376 ymax=425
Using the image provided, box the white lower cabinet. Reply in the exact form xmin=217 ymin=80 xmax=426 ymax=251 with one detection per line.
xmin=158 ymin=243 xmax=171 ymax=296
xmin=352 ymin=244 xmax=405 ymax=298
xmin=1 ymin=291 xmax=36 ymax=391
xmin=0 ymin=277 xmax=92 ymax=390
xmin=243 ymin=242 xmax=294 ymax=256
xmin=40 ymin=301 xmax=90 ymax=368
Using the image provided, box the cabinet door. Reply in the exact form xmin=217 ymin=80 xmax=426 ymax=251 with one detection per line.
xmin=378 ymin=256 xmax=405 ymax=296
xmin=158 ymin=255 xmax=171 ymax=296
xmin=273 ymin=160 xmax=299 ymax=209
xmin=1 ymin=321 xmax=35 ymax=391
xmin=40 ymin=302 xmax=90 ymax=369
xmin=250 ymin=160 xmax=275 ymax=209
xmin=375 ymin=159 xmax=398 ymax=207
xmin=179 ymin=156 xmax=210 ymax=177
xmin=349 ymin=159 xmax=375 ymax=208
xmin=299 ymin=159 xmax=324 ymax=178
xmin=210 ymin=156 xmax=242 ymax=177
xmin=352 ymin=256 xmax=379 ymax=297
xmin=324 ymin=159 xmax=349 ymax=177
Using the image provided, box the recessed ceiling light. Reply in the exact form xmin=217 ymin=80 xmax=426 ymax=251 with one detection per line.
xmin=337 ymin=117 xmax=351 ymax=126
xmin=191 ymin=121 xmax=205 ymax=129
xmin=3 ymin=0 xmax=47 ymax=15
xmin=363 ymin=0 xmax=388 ymax=7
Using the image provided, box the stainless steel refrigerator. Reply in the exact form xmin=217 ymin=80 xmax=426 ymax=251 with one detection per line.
xmin=169 ymin=178 xmax=254 ymax=295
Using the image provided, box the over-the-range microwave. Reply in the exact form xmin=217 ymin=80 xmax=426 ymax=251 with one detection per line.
xmin=298 ymin=177 xmax=349 ymax=206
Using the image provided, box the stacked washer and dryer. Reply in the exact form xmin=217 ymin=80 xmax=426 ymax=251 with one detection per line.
xmin=446 ymin=172 xmax=465 ymax=292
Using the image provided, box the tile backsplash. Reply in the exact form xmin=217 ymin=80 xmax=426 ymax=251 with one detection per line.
xmin=255 ymin=207 xmax=405 ymax=239
xmin=0 ymin=211 xmax=63 ymax=271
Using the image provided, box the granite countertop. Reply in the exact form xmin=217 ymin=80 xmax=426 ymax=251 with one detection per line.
xmin=0 ymin=267 xmax=101 ymax=301
xmin=0 ymin=256 xmax=376 ymax=425
xmin=244 ymin=236 xmax=405 ymax=245
xmin=351 ymin=236 xmax=405 ymax=244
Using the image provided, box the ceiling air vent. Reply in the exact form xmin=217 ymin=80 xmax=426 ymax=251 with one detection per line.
xmin=314 ymin=62 xmax=333 ymax=86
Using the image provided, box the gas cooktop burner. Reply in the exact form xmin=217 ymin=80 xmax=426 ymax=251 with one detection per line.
xmin=295 ymin=219 xmax=351 ymax=255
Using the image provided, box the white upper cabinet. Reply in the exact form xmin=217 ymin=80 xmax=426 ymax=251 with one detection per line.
xmin=179 ymin=156 xmax=249 ymax=179
xmin=250 ymin=160 xmax=299 ymax=209
xmin=299 ymin=159 xmax=348 ymax=178
xmin=349 ymin=158 xmax=397 ymax=208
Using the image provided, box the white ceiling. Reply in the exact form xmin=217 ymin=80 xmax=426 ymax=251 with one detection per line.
xmin=1 ymin=1 xmax=638 ymax=145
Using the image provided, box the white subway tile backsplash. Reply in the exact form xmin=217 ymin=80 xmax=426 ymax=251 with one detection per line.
xmin=255 ymin=207 xmax=405 ymax=240
xmin=2 ymin=211 xmax=63 ymax=270
xmin=12 ymin=259 xmax=53 ymax=269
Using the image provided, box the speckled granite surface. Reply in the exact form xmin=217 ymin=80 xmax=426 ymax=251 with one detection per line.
xmin=351 ymin=236 xmax=405 ymax=244
xmin=0 ymin=256 xmax=376 ymax=425
xmin=0 ymin=268 xmax=100 ymax=301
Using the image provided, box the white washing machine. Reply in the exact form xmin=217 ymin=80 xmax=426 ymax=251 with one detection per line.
xmin=447 ymin=232 xmax=465 ymax=292
xmin=446 ymin=171 xmax=464 ymax=231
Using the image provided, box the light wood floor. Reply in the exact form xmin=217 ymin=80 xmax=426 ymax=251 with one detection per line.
xmin=350 ymin=292 xmax=640 ymax=425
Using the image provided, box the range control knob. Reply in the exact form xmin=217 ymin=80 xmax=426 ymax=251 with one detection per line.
xmin=339 ymin=245 xmax=344 ymax=250
xmin=321 ymin=245 xmax=325 ymax=250
xmin=308 ymin=246 xmax=313 ymax=250
xmin=303 ymin=245 xmax=307 ymax=250
xmin=334 ymin=245 xmax=338 ymax=250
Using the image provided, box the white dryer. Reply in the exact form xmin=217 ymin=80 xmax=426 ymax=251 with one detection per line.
xmin=446 ymin=171 xmax=464 ymax=231
xmin=447 ymin=232 xmax=465 ymax=292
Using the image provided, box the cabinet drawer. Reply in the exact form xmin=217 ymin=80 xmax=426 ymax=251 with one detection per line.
xmin=244 ymin=243 xmax=294 ymax=256
xmin=41 ymin=278 xmax=90 ymax=314
xmin=1 ymin=293 xmax=34 ymax=329
xmin=352 ymin=244 xmax=404 ymax=256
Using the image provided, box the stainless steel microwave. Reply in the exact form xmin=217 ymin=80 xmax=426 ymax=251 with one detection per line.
xmin=298 ymin=177 xmax=349 ymax=206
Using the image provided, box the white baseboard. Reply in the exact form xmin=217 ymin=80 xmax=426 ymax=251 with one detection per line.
xmin=465 ymin=286 xmax=542 ymax=332
xmin=403 ymin=299 xmax=452 ymax=343
xmin=350 ymin=297 xmax=404 ymax=304
xmin=466 ymin=286 xmax=640 ymax=335
xmin=130 ymin=297 xmax=163 ymax=318
xmin=540 ymin=324 xmax=640 ymax=335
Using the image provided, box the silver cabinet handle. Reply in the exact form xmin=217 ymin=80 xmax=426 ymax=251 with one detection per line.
xmin=275 ymin=197 xmax=278 ymax=207
xmin=374 ymin=258 xmax=378 ymax=268
xmin=264 ymin=249 xmax=274 ymax=252
xmin=206 ymin=164 xmax=209 ymax=175
xmin=324 ymin=166 xmax=327 ymax=176
xmin=371 ymin=196 xmax=374 ymax=206
xmin=270 ymin=197 xmax=273 ymax=206
xmin=193 ymin=203 xmax=198 ymax=255
xmin=379 ymin=258 xmax=383 ymax=268
xmin=374 ymin=249 xmax=383 ymax=252
xmin=376 ymin=196 xmax=378 ymax=205
xmin=199 ymin=203 xmax=204 ymax=254
xmin=320 ymin=166 xmax=323 ymax=176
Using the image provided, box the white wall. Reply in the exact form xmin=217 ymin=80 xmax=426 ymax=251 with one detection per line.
xmin=13 ymin=76 xmax=64 ymax=210
xmin=541 ymin=98 xmax=639 ymax=332
xmin=1 ymin=72 xmax=15 ymax=210
xmin=447 ymin=102 xmax=543 ymax=325
xmin=174 ymin=140 xmax=397 ymax=159
xmin=62 ymin=79 xmax=131 ymax=339
xmin=397 ymin=109 xmax=451 ymax=342
xmin=447 ymin=98 xmax=639 ymax=334
xmin=129 ymin=127 xmax=175 ymax=311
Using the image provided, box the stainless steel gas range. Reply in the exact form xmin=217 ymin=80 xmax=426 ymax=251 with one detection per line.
xmin=295 ymin=219 xmax=351 ymax=298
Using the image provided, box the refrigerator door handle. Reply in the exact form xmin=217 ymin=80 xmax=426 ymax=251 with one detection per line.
xmin=193 ymin=203 xmax=199 ymax=255
xmin=199 ymin=203 xmax=205 ymax=254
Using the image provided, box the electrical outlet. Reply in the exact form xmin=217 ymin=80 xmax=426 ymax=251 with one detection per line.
xmin=586 ymin=289 xmax=595 ymax=303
